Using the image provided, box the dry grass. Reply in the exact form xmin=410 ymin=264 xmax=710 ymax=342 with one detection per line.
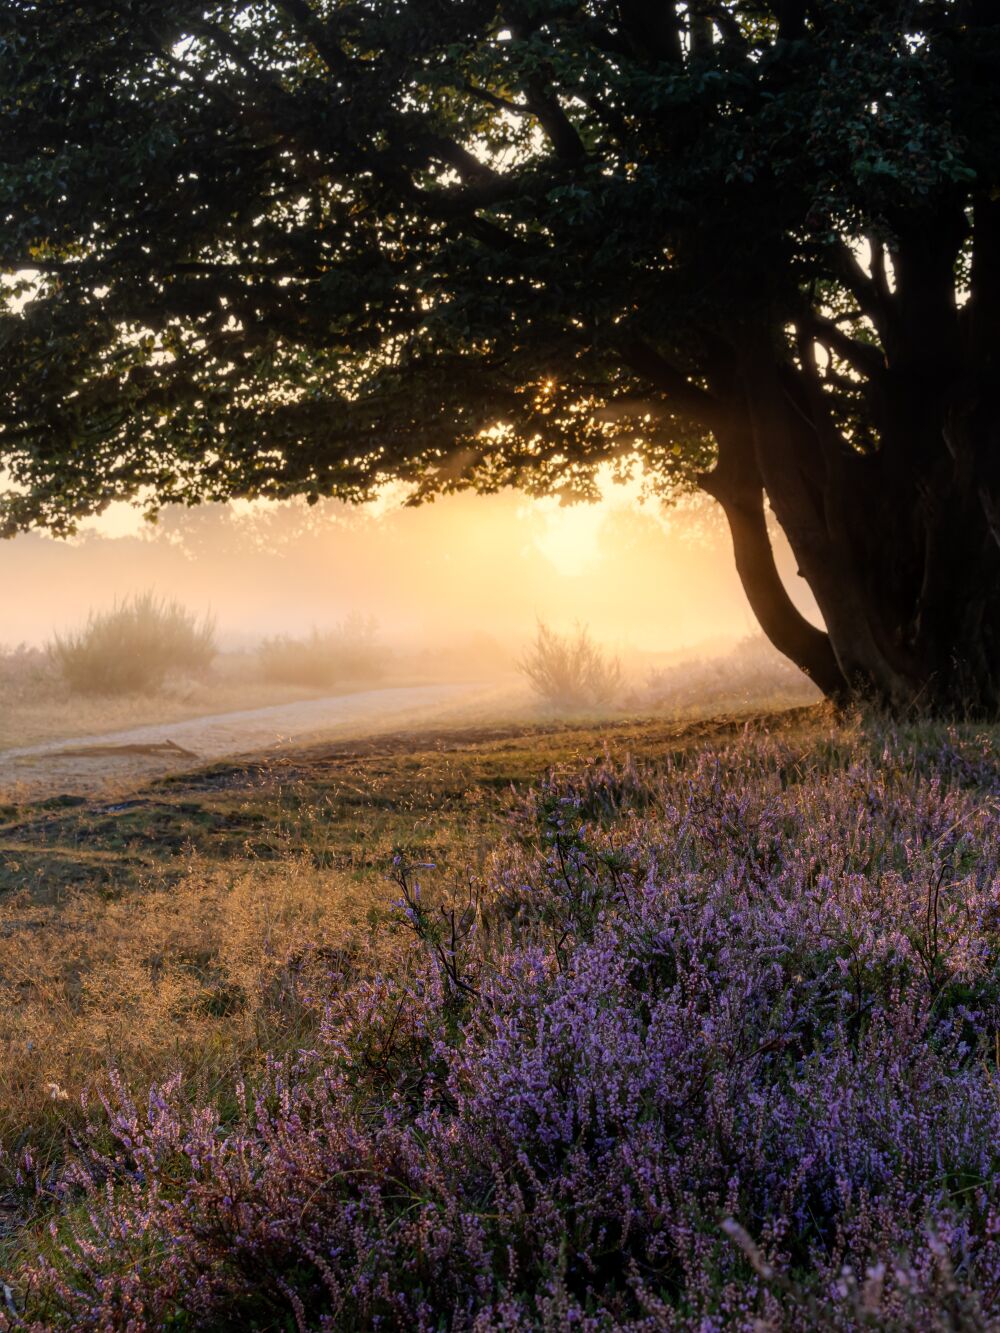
xmin=0 ymin=854 xmax=394 ymax=1155
xmin=642 ymin=634 xmax=821 ymax=715
xmin=49 ymin=592 xmax=216 ymax=696
xmin=257 ymin=615 xmax=387 ymax=689
xmin=0 ymin=703 xmax=826 ymax=1184
xmin=518 ymin=621 xmax=624 ymax=709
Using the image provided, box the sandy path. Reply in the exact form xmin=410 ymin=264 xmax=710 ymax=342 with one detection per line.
xmin=0 ymin=681 xmax=520 ymax=799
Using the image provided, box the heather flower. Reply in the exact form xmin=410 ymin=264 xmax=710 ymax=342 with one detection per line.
xmin=7 ymin=728 xmax=1000 ymax=1329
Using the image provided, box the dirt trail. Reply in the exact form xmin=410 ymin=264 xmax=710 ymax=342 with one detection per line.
xmin=0 ymin=681 xmax=521 ymax=799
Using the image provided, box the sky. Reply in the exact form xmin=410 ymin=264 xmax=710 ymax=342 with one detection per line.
xmin=0 ymin=468 xmax=819 ymax=662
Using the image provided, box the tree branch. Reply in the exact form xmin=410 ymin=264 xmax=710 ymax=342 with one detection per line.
xmin=620 ymin=340 xmax=726 ymax=430
xmin=775 ymin=0 xmax=807 ymax=40
xmin=464 ymin=83 xmax=533 ymax=118
xmin=273 ymin=0 xmax=352 ymax=78
xmin=829 ymin=239 xmax=896 ymax=344
xmin=797 ymin=310 xmax=885 ymax=380
xmin=501 ymin=8 xmax=588 ymax=163
xmin=700 ymin=426 xmax=844 ymax=697
xmin=617 ymin=1 xmax=684 ymax=63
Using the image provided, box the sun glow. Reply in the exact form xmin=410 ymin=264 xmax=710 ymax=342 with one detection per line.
xmin=1 ymin=458 xmax=804 ymax=659
xmin=523 ymin=464 xmax=666 ymax=577
xmin=528 ymin=500 xmax=607 ymax=576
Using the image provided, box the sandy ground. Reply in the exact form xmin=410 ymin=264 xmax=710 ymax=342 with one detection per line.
xmin=0 ymin=680 xmax=530 ymax=800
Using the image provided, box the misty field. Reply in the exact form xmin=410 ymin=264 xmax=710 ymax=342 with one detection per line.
xmin=0 ymin=612 xmax=404 ymax=751
xmin=0 ymin=706 xmax=997 ymax=1329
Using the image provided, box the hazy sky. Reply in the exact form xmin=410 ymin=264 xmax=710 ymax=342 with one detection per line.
xmin=0 ymin=470 xmax=819 ymax=658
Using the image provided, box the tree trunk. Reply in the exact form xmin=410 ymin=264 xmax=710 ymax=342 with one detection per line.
xmin=705 ymin=349 xmax=1000 ymax=717
xmin=700 ymin=427 xmax=845 ymax=699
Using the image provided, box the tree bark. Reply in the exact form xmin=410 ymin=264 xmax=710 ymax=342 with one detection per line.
xmin=700 ymin=426 xmax=845 ymax=698
xmin=728 ymin=362 xmax=1000 ymax=715
xmin=687 ymin=329 xmax=1000 ymax=717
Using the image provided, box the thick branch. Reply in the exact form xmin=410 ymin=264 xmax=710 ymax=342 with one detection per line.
xmin=501 ymin=8 xmax=587 ymax=162
xmin=273 ymin=0 xmax=352 ymax=77
xmin=775 ymin=1 xmax=807 ymax=40
xmin=798 ymin=310 xmax=885 ymax=380
xmin=688 ymin=11 xmax=714 ymax=57
xmin=617 ymin=1 xmax=684 ymax=62
xmin=700 ymin=449 xmax=844 ymax=697
xmin=620 ymin=340 xmax=726 ymax=430
xmin=790 ymin=332 xmax=848 ymax=459
xmin=830 ymin=240 xmax=893 ymax=340
xmin=967 ymin=194 xmax=1000 ymax=367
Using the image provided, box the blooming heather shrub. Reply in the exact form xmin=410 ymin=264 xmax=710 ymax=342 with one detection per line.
xmin=10 ymin=728 xmax=1000 ymax=1329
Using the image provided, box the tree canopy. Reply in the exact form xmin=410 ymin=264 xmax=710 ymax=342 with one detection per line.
xmin=1 ymin=2 xmax=999 ymax=708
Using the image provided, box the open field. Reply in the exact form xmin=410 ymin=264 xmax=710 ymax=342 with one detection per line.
xmin=3 ymin=700 xmax=1000 ymax=1327
xmin=0 ymin=635 xmax=820 ymax=804
xmin=0 ymin=702 xmax=824 ymax=1285
xmin=0 ymin=681 xmax=510 ymax=801
xmin=0 ymin=706 xmax=821 ymax=1176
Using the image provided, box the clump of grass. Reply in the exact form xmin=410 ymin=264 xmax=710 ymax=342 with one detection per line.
xmin=257 ymin=614 xmax=385 ymax=689
xmin=518 ymin=620 xmax=623 ymax=709
xmin=48 ymin=592 xmax=216 ymax=695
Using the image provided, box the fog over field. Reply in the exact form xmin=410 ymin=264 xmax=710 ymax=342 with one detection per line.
xmin=0 ymin=474 xmax=819 ymax=661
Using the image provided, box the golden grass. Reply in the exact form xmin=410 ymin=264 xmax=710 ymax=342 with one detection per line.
xmin=0 ymin=854 xmax=396 ymax=1158
xmin=0 ymin=702 xmax=826 ymax=1182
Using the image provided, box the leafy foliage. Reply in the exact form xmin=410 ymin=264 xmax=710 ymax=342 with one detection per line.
xmin=1 ymin=2 xmax=999 ymax=706
xmin=49 ymin=591 xmax=216 ymax=694
xmin=0 ymin=1 xmax=988 ymax=530
xmin=9 ymin=726 xmax=1000 ymax=1328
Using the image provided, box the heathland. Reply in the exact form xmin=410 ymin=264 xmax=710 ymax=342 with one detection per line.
xmin=0 ymin=696 xmax=998 ymax=1329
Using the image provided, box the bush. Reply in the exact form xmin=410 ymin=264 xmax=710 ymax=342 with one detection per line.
xmin=11 ymin=728 xmax=1000 ymax=1329
xmin=518 ymin=620 xmax=623 ymax=709
xmin=0 ymin=643 xmax=55 ymax=703
xmin=49 ymin=592 xmax=216 ymax=695
xmin=257 ymin=614 xmax=385 ymax=689
xmin=644 ymin=634 xmax=819 ymax=712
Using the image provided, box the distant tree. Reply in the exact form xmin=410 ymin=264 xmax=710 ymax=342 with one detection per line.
xmin=1 ymin=1 xmax=998 ymax=711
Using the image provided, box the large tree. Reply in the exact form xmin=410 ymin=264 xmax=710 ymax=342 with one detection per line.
xmin=0 ymin=1 xmax=997 ymax=710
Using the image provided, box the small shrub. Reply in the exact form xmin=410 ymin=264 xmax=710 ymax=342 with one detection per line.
xmin=518 ymin=620 xmax=623 ymax=708
xmin=644 ymin=633 xmax=819 ymax=712
xmin=0 ymin=643 xmax=55 ymax=703
xmin=49 ymin=592 xmax=216 ymax=695
xmin=257 ymin=614 xmax=386 ymax=689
